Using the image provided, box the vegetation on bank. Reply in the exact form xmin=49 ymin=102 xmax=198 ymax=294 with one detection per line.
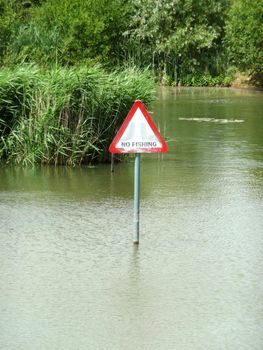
xmin=0 ymin=0 xmax=262 ymax=86
xmin=0 ymin=0 xmax=262 ymax=166
xmin=225 ymin=0 xmax=263 ymax=76
xmin=0 ymin=65 xmax=154 ymax=165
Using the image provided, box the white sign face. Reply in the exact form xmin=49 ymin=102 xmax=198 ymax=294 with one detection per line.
xmin=115 ymin=108 xmax=162 ymax=152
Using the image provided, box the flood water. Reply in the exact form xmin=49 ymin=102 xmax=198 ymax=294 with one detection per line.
xmin=0 ymin=87 xmax=263 ymax=350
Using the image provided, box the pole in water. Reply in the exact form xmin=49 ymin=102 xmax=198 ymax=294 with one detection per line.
xmin=133 ymin=153 xmax=140 ymax=244
xmin=110 ymin=153 xmax=114 ymax=173
xmin=108 ymin=100 xmax=168 ymax=245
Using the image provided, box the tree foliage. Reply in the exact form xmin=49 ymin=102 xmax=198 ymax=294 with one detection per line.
xmin=225 ymin=0 xmax=263 ymax=74
xmin=0 ymin=0 xmax=262 ymax=83
xmin=5 ymin=0 xmax=131 ymax=66
xmin=124 ymin=0 xmax=230 ymax=83
xmin=0 ymin=0 xmax=16 ymax=64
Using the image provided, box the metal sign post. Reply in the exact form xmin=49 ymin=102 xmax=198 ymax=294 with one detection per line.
xmin=109 ymin=100 xmax=168 ymax=244
xmin=133 ymin=153 xmax=140 ymax=244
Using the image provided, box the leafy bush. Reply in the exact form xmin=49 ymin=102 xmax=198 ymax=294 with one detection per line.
xmin=179 ymin=73 xmax=232 ymax=87
xmin=225 ymin=0 xmax=263 ymax=74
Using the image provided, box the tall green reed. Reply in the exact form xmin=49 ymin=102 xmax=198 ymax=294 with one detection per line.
xmin=0 ymin=65 xmax=154 ymax=165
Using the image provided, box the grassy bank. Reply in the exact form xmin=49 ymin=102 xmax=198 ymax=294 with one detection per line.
xmin=160 ymin=73 xmax=232 ymax=87
xmin=0 ymin=65 xmax=154 ymax=165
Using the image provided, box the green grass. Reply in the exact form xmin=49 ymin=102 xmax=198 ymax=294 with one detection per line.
xmin=179 ymin=73 xmax=232 ymax=87
xmin=0 ymin=65 xmax=155 ymax=165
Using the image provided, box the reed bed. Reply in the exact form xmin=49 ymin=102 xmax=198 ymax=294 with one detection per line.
xmin=0 ymin=65 xmax=154 ymax=165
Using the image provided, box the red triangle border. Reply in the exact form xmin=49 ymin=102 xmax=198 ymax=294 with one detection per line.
xmin=109 ymin=100 xmax=168 ymax=154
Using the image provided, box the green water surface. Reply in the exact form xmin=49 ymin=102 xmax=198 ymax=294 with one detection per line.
xmin=0 ymin=87 xmax=263 ymax=350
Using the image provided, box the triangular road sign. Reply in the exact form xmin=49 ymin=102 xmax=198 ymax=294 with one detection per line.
xmin=109 ymin=100 xmax=168 ymax=154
